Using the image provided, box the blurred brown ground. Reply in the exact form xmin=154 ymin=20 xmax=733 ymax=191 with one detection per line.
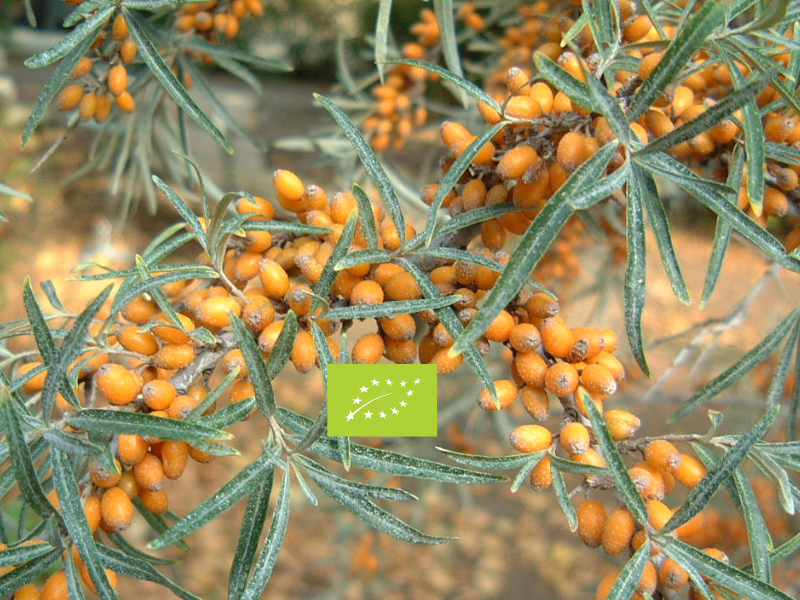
xmin=1 ymin=44 xmax=799 ymax=600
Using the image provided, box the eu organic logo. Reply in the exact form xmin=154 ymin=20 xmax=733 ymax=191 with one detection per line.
xmin=327 ymin=364 xmax=438 ymax=437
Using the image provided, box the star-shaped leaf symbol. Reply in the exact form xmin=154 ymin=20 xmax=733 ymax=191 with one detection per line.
xmin=353 ymin=397 xmax=361 ymax=404
xmin=386 ymin=379 xmax=393 ymax=385
xmin=360 ymin=386 xmax=368 ymax=393
xmin=391 ymin=408 xmax=399 ymax=415
xmin=371 ymin=379 xmax=379 ymax=386
xmin=346 ymin=411 xmax=355 ymax=421
xmin=364 ymin=411 xmax=373 ymax=419
xmin=414 ymin=378 xmax=420 ymax=384
xmin=379 ymin=411 xmax=386 ymax=418
xmin=400 ymin=401 xmax=407 ymax=407
xmin=407 ymin=390 xmax=413 ymax=396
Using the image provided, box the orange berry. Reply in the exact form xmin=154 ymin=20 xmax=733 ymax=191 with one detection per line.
xmin=544 ymin=362 xmax=579 ymax=396
xmin=274 ymin=169 xmax=305 ymax=211
xmin=577 ymin=499 xmax=606 ymax=548
xmin=509 ymin=323 xmax=541 ymax=353
xmin=123 ymin=296 xmax=158 ymax=324
xmin=580 ymin=364 xmax=617 ymax=396
xmin=350 ymin=280 xmax=384 ymax=305
xmin=764 ymin=187 xmax=789 ymax=218
xmin=529 ymin=455 xmax=552 ymax=490
xmin=539 ymin=316 xmax=574 ymax=358
xmin=139 ymin=488 xmax=169 ymax=514
xmin=95 ymin=364 xmax=143 ymax=406
xmin=168 ymin=394 xmax=200 ymax=420
xmin=42 ymin=571 xmax=68 ymax=600
xmin=151 ymin=313 xmax=194 ymax=344
xmin=384 ymin=272 xmax=422 ymax=301
xmin=509 ymin=424 xmax=553 ymax=453
xmin=117 ymin=434 xmax=149 ymax=466
xmin=385 ymin=338 xmax=418 ymax=364
xmin=90 ymin=458 xmax=122 ymax=488
xmin=83 ymin=495 xmax=102 ymax=532
xmin=118 ymin=325 xmax=159 ymax=356
xmin=78 ymin=91 xmax=97 ymax=121
xmin=646 ymin=499 xmax=673 ymax=531
xmin=116 ymin=470 xmax=139 ymax=499
xmin=637 ymin=561 xmax=657 ymax=595
xmin=115 ymin=90 xmax=135 ymax=112
xmin=595 ymin=570 xmax=619 ymax=600
xmin=196 ymin=295 xmax=241 ymax=329
xmin=557 ymin=131 xmax=587 ymax=170
xmin=152 ymin=343 xmax=195 ymax=370
xmin=120 ymin=38 xmax=137 ymax=64
xmin=14 ymin=584 xmax=40 ymax=600
xmin=673 ymin=453 xmax=706 ymax=487
xmin=514 ymin=351 xmax=548 ymax=388
xmin=644 ymin=439 xmax=682 ymax=472
xmin=71 ymin=57 xmax=93 ymax=80
xmin=18 ymin=361 xmax=48 ymax=394
xmin=291 ymin=330 xmax=318 ymax=373
xmin=629 ymin=466 xmax=664 ymax=500
xmin=133 ymin=453 xmax=165 ymax=491
xmin=660 ymin=557 xmax=689 ymax=589
xmin=100 ymin=487 xmax=134 ymax=532
xmin=604 ymin=409 xmax=641 ymax=440
xmin=485 ymin=310 xmax=515 ymax=342
xmin=601 ymin=508 xmax=635 ymax=555
xmin=379 ymin=314 xmax=416 ymax=341
xmin=351 ymin=333 xmax=385 ymax=364
xmin=242 ymin=296 xmax=275 ymax=332
xmin=108 ymin=65 xmax=128 ymax=96
xmin=57 ymin=84 xmax=84 ymax=110
xmin=521 ymin=385 xmax=550 ymax=420
xmin=477 ymin=379 xmax=518 ymax=410
xmin=560 ymin=422 xmax=590 ymax=454
xmin=142 ymin=379 xmax=177 ymax=411
xmin=112 ymin=13 xmax=129 ymax=40
xmin=587 ymin=351 xmax=625 ymax=380
xmin=259 ymin=259 xmax=290 ymax=299
xmin=160 ymin=440 xmax=189 ymax=480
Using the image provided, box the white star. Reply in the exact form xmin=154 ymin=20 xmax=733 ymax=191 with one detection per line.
xmin=400 ymin=380 xmax=406 ymax=387
xmin=414 ymin=378 xmax=420 ymax=384
xmin=360 ymin=386 xmax=368 ymax=393
xmin=380 ymin=411 xmax=386 ymax=418
xmin=386 ymin=379 xmax=393 ymax=385
xmin=371 ymin=379 xmax=379 ymax=386
xmin=407 ymin=390 xmax=414 ymax=397
xmin=364 ymin=411 xmax=373 ymax=419
xmin=400 ymin=401 xmax=407 ymax=407
xmin=346 ymin=411 xmax=355 ymax=421
xmin=353 ymin=397 xmax=362 ymax=404
xmin=391 ymin=408 xmax=399 ymax=415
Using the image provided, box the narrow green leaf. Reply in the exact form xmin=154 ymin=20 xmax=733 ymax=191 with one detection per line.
xmin=95 ymin=544 xmax=202 ymax=600
xmin=149 ymin=452 xmax=275 ymax=550
xmin=40 ymin=280 xmax=65 ymax=312
xmin=184 ymin=368 xmax=240 ymax=422
xmin=673 ymin=309 xmax=800 ymax=421
xmin=413 ymin=247 xmax=504 ymax=272
xmin=639 ymin=167 xmax=690 ymax=304
xmin=550 ymin=463 xmax=577 ymax=531
xmin=333 ymin=248 xmax=391 ymax=271
xmin=662 ymin=538 xmax=793 ymax=600
xmin=582 ymin=389 xmax=647 ymax=524
xmin=228 ymin=466 xmax=274 ymax=600
xmin=151 ymin=176 xmax=207 ymax=249
xmin=567 ymin=155 xmax=629 ymax=209
xmin=278 ymin=407 xmax=506 ymax=484
xmin=791 ymin=323 xmax=800 ymax=440
xmin=628 ymin=2 xmax=727 ymax=121
xmin=1 ymin=391 xmax=55 ymax=518
xmin=437 ymin=447 xmax=537 ymax=471
xmin=352 ymin=185 xmax=380 ymax=249
xmin=229 ymin=315 xmax=277 ymax=419
xmin=324 ymin=296 xmax=461 ymax=320
xmin=730 ymin=0 xmax=792 ymax=35
xmin=625 ymin=165 xmax=649 ymax=375
xmin=435 ymin=203 xmax=519 ymax=238
xmin=607 ymin=540 xmax=652 ymax=599
xmin=110 ymin=268 xmax=218 ymax=318
xmin=0 ymin=541 xmax=55 ymax=566
xmin=749 ymin=448 xmax=795 ymax=515
xmin=242 ymin=220 xmax=332 ymax=235
xmin=0 ymin=549 xmax=59 ymax=597
xmin=122 ymin=8 xmax=233 ymax=153
xmin=766 ymin=528 xmax=800 ymax=567
xmin=241 ymin=469 xmax=291 ymax=600
xmin=549 ymin=454 xmax=610 ymax=476
xmin=383 ymin=59 xmax=502 ymax=113
xmin=635 ymin=153 xmax=800 ymax=272
xmin=65 ymin=550 xmax=88 ymax=600
xmin=67 ymin=409 xmax=230 ymax=442
xmin=108 ymin=533 xmax=179 ymax=566
xmin=313 ymin=214 xmax=357 ymax=313
xmin=533 ymin=53 xmax=600 ymax=114
xmin=765 ymin=141 xmax=800 ymax=168
xmin=298 ymin=456 xmax=417 ymax=501
xmin=433 ymin=0 xmax=467 ymax=107
xmin=701 ymin=145 xmax=743 ymax=308
xmin=338 ymin=436 xmax=352 ymax=472
xmin=315 ymin=94 xmax=405 ymax=243
xmin=23 ymin=29 xmax=93 ymax=141
xmin=732 ymin=467 xmax=772 ymax=583
xmin=374 ymin=0 xmax=393 ymax=82
xmin=266 ymin=311 xmax=298 ymax=380
xmin=585 ymin=68 xmax=631 ymax=146
xmin=313 ymin=470 xmax=453 ymax=544
xmin=198 ymin=398 xmax=256 ymax=431
xmin=766 ymin=322 xmax=800 ymax=411
xmin=51 ymin=448 xmax=116 ymax=599
xmin=181 ymin=38 xmax=292 ymax=71
xmin=664 ymin=405 xmax=780 ymax=534
xmin=25 ymin=6 xmax=114 ymax=69
xmin=42 ymin=428 xmax=103 ymax=456
xmin=510 ymin=452 xmax=548 ymax=493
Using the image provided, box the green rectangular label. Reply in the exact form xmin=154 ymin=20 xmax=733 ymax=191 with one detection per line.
xmin=327 ymin=364 xmax=438 ymax=437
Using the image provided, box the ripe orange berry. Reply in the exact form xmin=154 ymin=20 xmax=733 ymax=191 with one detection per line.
xmin=587 ymin=351 xmax=625 ymax=380
xmin=557 ymin=131 xmax=587 ymax=170
xmin=18 ymin=361 xmax=48 ymax=394
xmin=196 ymin=295 xmax=242 ymax=329
xmin=601 ymin=508 xmax=635 ymax=555
xmin=123 ymin=296 xmax=159 ymax=324
xmin=529 ymin=455 xmax=552 ymax=490
xmin=509 ymin=323 xmax=541 ymax=353
xmin=117 ymin=433 xmax=149 ymax=466
xmin=152 ymin=343 xmax=195 ymax=370
xmin=112 ymin=14 xmax=129 ymax=40
xmin=161 ymin=440 xmax=189 ymax=479
xmin=521 ymin=385 xmax=549 ymax=421
xmin=139 ymin=487 xmax=169 ymax=514
xmin=115 ymin=90 xmax=135 ymax=112
xmin=384 ymin=271 xmax=422 ymax=301
xmin=514 ymin=351 xmax=548 ymax=388
xmin=108 ymin=65 xmax=128 ymax=96
xmin=259 ymin=259 xmax=290 ymax=299
xmin=14 ymin=583 xmax=40 ymax=600
xmin=168 ymin=394 xmax=200 ymax=420
xmin=485 ymin=310 xmax=515 ymax=342
xmin=242 ymin=296 xmax=275 ymax=333
xmin=118 ymin=325 xmax=159 ymax=356
xmin=78 ymin=91 xmax=97 ymax=121
xmin=83 ymin=495 xmax=102 ymax=532
xmin=142 ymin=379 xmax=177 ymax=411
xmin=291 ymin=330 xmax=318 ymax=373
xmin=274 ymin=169 xmax=305 ymax=208
xmin=120 ymin=38 xmax=138 ymax=64
xmin=673 ymin=453 xmax=706 ymax=487
xmin=95 ymin=364 xmax=143 ymax=405
xmin=659 ymin=557 xmax=689 ymax=589
xmin=379 ymin=314 xmax=416 ymax=341
xmin=385 ymin=338 xmax=418 ymax=364
xmin=498 ymin=145 xmax=540 ymax=180
xmin=350 ymin=280 xmax=384 ymax=305
xmin=151 ymin=313 xmax=194 ymax=344
xmin=629 ymin=465 xmax=664 ymax=500
xmin=100 ymin=487 xmax=134 ymax=532
xmin=133 ymin=453 xmax=165 ymax=491
xmin=560 ymin=422 xmax=591 ymax=455
xmin=351 ymin=333 xmax=385 ymax=364
xmin=644 ymin=439 xmax=682 ymax=472
xmin=90 ymin=458 xmax=122 ymax=488
xmin=580 ymin=364 xmax=617 ymax=396
xmin=509 ymin=424 xmax=553 ymax=453
xmin=544 ymin=362 xmax=579 ymax=396
xmin=539 ymin=316 xmax=574 ymax=359
xmin=71 ymin=56 xmax=93 ymax=80
xmin=595 ymin=570 xmax=620 ymax=600
xmin=42 ymin=571 xmax=68 ymax=600
xmin=646 ymin=499 xmax=673 ymax=531
xmin=577 ymin=499 xmax=606 ymax=548
xmin=57 ymin=84 xmax=84 ymax=110
xmin=477 ymin=379 xmax=518 ymax=410
xmin=604 ymin=409 xmax=641 ymax=440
